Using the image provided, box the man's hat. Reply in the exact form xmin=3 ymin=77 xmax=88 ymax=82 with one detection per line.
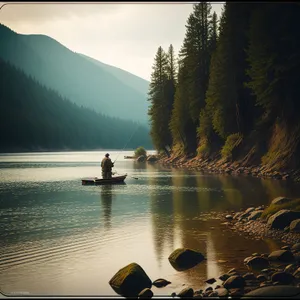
xmin=105 ymin=153 xmax=110 ymax=157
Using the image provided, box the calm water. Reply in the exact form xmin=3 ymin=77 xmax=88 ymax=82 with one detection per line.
xmin=1 ymin=151 xmax=300 ymax=297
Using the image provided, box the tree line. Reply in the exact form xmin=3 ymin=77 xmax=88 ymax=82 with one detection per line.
xmin=0 ymin=58 xmax=153 ymax=152
xmin=148 ymin=2 xmax=300 ymax=170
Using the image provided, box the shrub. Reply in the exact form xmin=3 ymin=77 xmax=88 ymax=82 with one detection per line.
xmin=134 ymin=146 xmax=147 ymax=158
xmin=261 ymin=199 xmax=300 ymax=219
xmin=221 ymin=133 xmax=243 ymax=160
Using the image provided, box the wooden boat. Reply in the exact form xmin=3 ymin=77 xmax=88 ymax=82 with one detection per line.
xmin=81 ymin=174 xmax=127 ymax=185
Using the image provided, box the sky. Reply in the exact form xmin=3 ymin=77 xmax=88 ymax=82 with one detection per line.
xmin=0 ymin=2 xmax=224 ymax=81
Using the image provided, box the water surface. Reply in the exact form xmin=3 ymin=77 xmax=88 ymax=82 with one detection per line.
xmin=1 ymin=151 xmax=300 ymax=296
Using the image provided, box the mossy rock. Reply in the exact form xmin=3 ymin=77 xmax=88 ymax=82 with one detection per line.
xmin=109 ymin=263 xmax=152 ymax=297
xmin=168 ymin=248 xmax=205 ymax=271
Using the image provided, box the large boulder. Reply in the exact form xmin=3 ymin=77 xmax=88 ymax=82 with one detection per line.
xmin=267 ymin=210 xmax=300 ymax=229
xmin=290 ymin=219 xmax=300 ymax=232
xmin=242 ymin=286 xmax=300 ymax=298
xmin=109 ymin=263 xmax=152 ymax=297
xmin=271 ymin=197 xmax=293 ymax=205
xmin=268 ymin=250 xmax=295 ymax=263
xmin=168 ymin=248 xmax=205 ymax=271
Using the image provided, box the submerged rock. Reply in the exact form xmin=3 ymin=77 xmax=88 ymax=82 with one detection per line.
xmin=168 ymin=248 xmax=205 ymax=271
xmin=152 ymin=278 xmax=171 ymax=288
xmin=109 ymin=262 xmax=152 ymax=297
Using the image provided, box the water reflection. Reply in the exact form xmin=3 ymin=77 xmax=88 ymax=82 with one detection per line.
xmin=100 ymin=185 xmax=113 ymax=231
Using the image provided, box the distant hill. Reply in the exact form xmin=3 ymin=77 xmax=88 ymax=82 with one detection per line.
xmin=0 ymin=57 xmax=153 ymax=152
xmin=0 ymin=23 xmax=150 ymax=125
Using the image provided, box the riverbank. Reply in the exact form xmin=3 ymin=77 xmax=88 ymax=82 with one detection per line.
xmin=157 ymin=153 xmax=300 ymax=182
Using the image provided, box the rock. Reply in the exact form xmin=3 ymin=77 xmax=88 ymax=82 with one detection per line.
xmin=233 ymin=212 xmax=242 ymax=219
xmin=223 ymin=275 xmax=246 ymax=289
xmin=268 ymin=250 xmax=295 ymax=263
xmin=109 ymin=263 xmax=152 ymax=297
xmin=215 ymin=288 xmax=229 ymax=297
xmin=219 ymin=274 xmax=230 ymax=281
xmin=242 ymin=286 xmax=300 ymax=298
xmin=243 ymin=273 xmax=256 ymax=280
xmin=137 ymin=155 xmax=147 ymax=162
xmin=292 ymin=243 xmax=300 ymax=252
xmin=257 ymin=275 xmax=268 ymax=282
xmin=267 ymin=210 xmax=300 ymax=230
xmin=205 ymin=287 xmax=213 ymax=292
xmin=152 ymin=278 xmax=171 ymax=288
xmin=293 ymin=267 xmax=300 ymax=278
xmin=248 ymin=210 xmax=263 ymax=221
xmin=225 ymin=215 xmax=233 ymax=220
xmin=229 ymin=288 xmax=244 ymax=297
xmin=205 ymin=278 xmax=216 ymax=284
xmin=177 ymin=287 xmax=194 ymax=298
xmin=168 ymin=248 xmax=205 ymax=271
xmin=285 ymin=264 xmax=298 ymax=273
xmin=147 ymin=155 xmax=158 ymax=163
xmin=246 ymin=256 xmax=270 ymax=271
xmin=228 ymin=268 xmax=238 ymax=274
xmin=171 ymin=292 xmax=176 ymax=298
xmin=271 ymin=197 xmax=293 ymax=205
xmin=271 ymin=272 xmax=295 ymax=284
xmin=138 ymin=288 xmax=153 ymax=299
xmin=245 ymin=207 xmax=256 ymax=214
xmin=282 ymin=246 xmax=291 ymax=251
xmin=290 ymin=219 xmax=300 ymax=232
xmin=244 ymin=257 xmax=252 ymax=264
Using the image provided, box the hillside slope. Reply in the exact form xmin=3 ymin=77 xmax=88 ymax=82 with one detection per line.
xmin=0 ymin=23 xmax=150 ymax=125
xmin=0 ymin=58 xmax=153 ymax=152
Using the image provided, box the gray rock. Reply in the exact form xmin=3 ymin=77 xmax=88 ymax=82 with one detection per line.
xmin=271 ymin=197 xmax=293 ymax=205
xmin=138 ymin=288 xmax=153 ymax=299
xmin=147 ymin=155 xmax=158 ymax=163
xmin=290 ymin=219 xmax=300 ymax=232
xmin=268 ymin=250 xmax=295 ymax=263
xmin=205 ymin=278 xmax=216 ymax=284
xmin=223 ymin=275 xmax=246 ymax=289
xmin=109 ymin=262 xmax=152 ymax=297
xmin=243 ymin=273 xmax=256 ymax=280
xmin=267 ymin=210 xmax=300 ymax=230
xmin=292 ymin=243 xmax=300 ymax=252
xmin=177 ymin=287 xmax=194 ymax=298
xmin=137 ymin=155 xmax=147 ymax=162
xmin=242 ymin=286 xmax=300 ymax=298
xmin=246 ymin=256 xmax=270 ymax=271
xmin=225 ymin=215 xmax=233 ymax=220
xmin=219 ymin=274 xmax=230 ymax=281
xmin=248 ymin=210 xmax=263 ymax=220
xmin=168 ymin=248 xmax=205 ymax=271
xmin=271 ymin=272 xmax=295 ymax=284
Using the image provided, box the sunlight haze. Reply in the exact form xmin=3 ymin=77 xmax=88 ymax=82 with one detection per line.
xmin=0 ymin=2 xmax=224 ymax=81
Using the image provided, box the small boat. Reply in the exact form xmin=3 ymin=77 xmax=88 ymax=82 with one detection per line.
xmin=81 ymin=174 xmax=127 ymax=185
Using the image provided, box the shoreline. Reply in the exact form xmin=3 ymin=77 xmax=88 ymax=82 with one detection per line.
xmin=157 ymin=153 xmax=300 ymax=183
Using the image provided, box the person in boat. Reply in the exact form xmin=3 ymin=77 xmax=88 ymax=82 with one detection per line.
xmin=101 ymin=153 xmax=114 ymax=179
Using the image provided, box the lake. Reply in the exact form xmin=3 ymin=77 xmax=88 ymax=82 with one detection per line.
xmin=1 ymin=150 xmax=300 ymax=297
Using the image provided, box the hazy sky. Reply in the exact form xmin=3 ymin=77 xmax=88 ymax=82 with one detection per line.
xmin=0 ymin=2 xmax=224 ymax=81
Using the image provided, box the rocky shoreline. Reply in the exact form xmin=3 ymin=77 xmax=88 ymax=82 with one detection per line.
xmin=157 ymin=153 xmax=300 ymax=182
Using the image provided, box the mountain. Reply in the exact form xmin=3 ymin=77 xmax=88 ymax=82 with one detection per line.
xmin=0 ymin=23 xmax=150 ymax=125
xmin=0 ymin=57 xmax=153 ymax=152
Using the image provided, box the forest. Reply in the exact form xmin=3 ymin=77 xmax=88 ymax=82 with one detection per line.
xmin=148 ymin=2 xmax=300 ymax=172
xmin=0 ymin=58 xmax=153 ymax=152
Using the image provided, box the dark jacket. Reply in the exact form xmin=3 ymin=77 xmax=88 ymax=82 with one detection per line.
xmin=101 ymin=157 xmax=114 ymax=171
